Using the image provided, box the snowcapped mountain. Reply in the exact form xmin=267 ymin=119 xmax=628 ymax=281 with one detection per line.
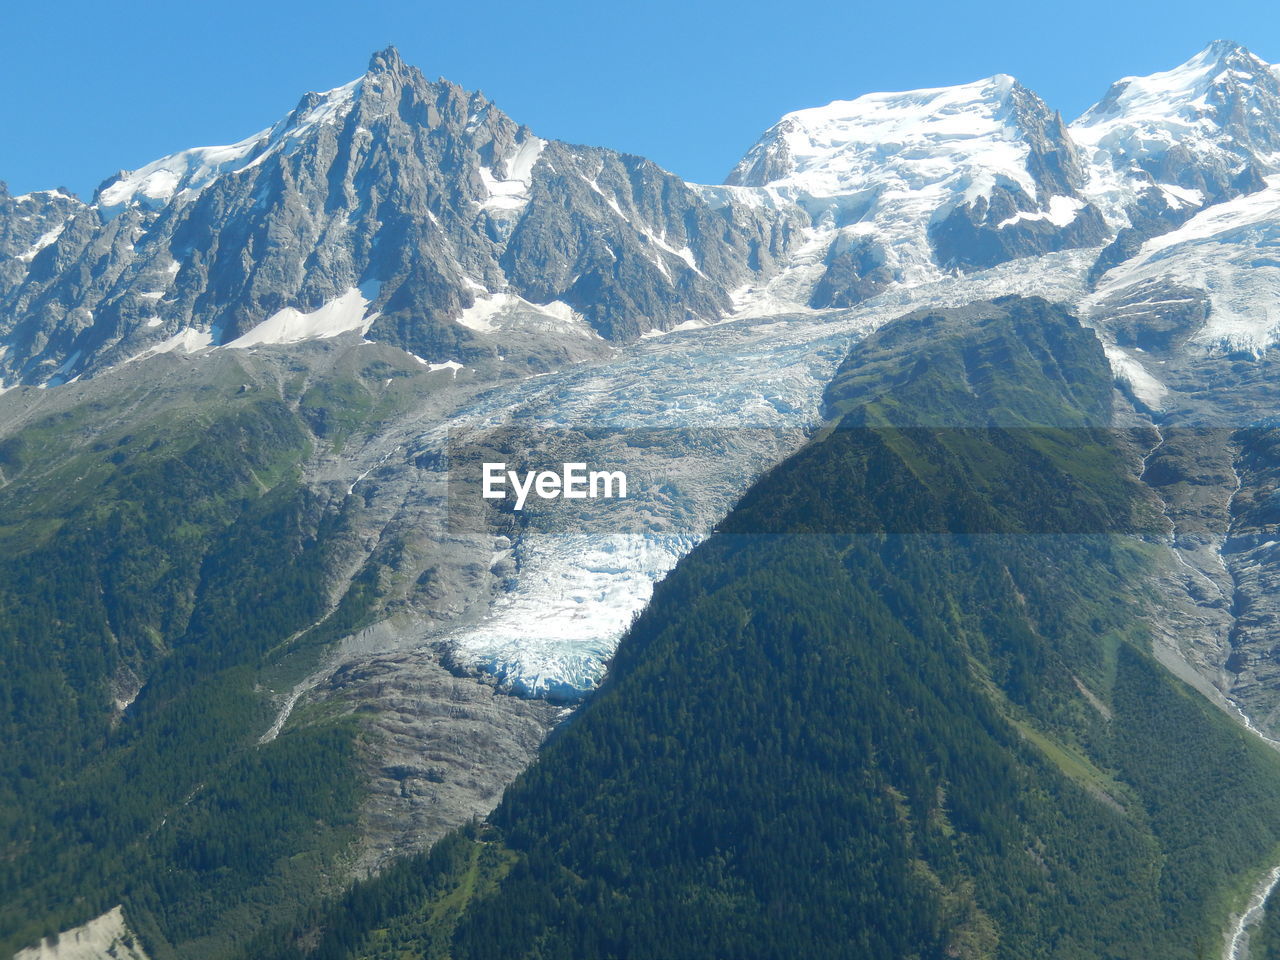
xmin=0 ymin=48 xmax=802 ymax=388
xmin=716 ymin=41 xmax=1280 ymax=313
xmin=1074 ymin=40 xmax=1280 ymax=213
xmin=1073 ymin=40 xmax=1280 ymax=278
xmin=9 ymin=42 xmax=1280 ymax=392
xmin=722 ymin=74 xmax=1108 ymax=304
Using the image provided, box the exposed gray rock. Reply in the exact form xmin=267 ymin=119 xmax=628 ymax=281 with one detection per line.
xmin=1091 ymin=279 xmax=1210 ymax=354
xmin=0 ymin=184 xmax=83 ymax=304
xmin=928 ymin=84 xmax=1110 ymax=272
xmin=809 ymin=234 xmax=894 ymax=308
xmin=928 ymin=183 xmax=1109 ymax=272
xmin=0 ymin=48 xmax=800 ymax=387
xmin=309 ymin=649 xmax=560 ymax=875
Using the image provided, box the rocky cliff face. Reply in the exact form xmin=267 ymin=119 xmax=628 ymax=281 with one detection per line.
xmin=0 ymin=186 xmax=82 ymax=305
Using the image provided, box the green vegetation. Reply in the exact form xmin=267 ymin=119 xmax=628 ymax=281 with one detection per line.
xmin=240 ymin=298 xmax=1280 ymax=959
xmin=0 ymin=356 xmax=424 ymax=958
xmin=234 ymin=824 xmax=519 ymax=960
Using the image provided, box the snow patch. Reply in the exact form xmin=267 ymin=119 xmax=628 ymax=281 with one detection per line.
xmin=641 ymin=319 xmax=709 ymax=339
xmin=119 ymin=328 xmax=214 ymax=367
xmin=226 ymin=282 xmax=381 ymax=348
xmin=998 ymin=195 xmax=1085 ymax=229
xmin=53 ymin=351 xmax=81 ymax=378
xmin=39 ymin=350 xmax=84 ymax=389
xmin=12 ymin=188 xmax=77 ymax=204
xmin=583 ymin=176 xmax=630 ymax=222
xmin=16 ymin=223 xmax=65 ymax=262
xmin=479 ymin=137 xmax=545 ymax=211
xmin=646 ymin=232 xmax=703 ymax=276
xmin=1104 ymin=344 xmax=1169 ymax=410
xmin=455 ymin=292 xmax=594 ymax=336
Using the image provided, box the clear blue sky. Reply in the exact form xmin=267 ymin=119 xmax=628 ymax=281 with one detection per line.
xmin=2 ymin=0 xmax=1277 ymax=197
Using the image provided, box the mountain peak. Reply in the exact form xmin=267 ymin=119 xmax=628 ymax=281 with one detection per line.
xmin=722 ymin=73 xmax=1102 ymax=288
xmin=1075 ymin=40 xmax=1276 ymax=127
xmin=367 ymin=45 xmax=407 ymax=75
xmin=726 ymin=74 xmax=1050 ymax=193
xmin=1197 ymin=37 xmax=1257 ymax=65
xmin=1072 ymin=40 xmax=1280 ymax=152
xmin=1069 ymin=40 xmax=1280 ymax=237
xmin=1177 ymin=38 xmax=1275 ymax=86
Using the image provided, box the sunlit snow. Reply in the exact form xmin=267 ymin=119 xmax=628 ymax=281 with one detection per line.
xmin=478 ymin=136 xmax=545 ymax=211
xmin=97 ymin=78 xmax=362 ymax=211
xmin=1071 ymin=41 xmax=1280 ymax=225
xmin=226 ymin=282 xmax=381 ymax=348
xmin=1090 ymin=177 xmax=1280 ymax=354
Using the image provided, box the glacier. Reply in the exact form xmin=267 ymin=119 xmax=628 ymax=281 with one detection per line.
xmin=403 ymin=248 xmax=1096 ymax=698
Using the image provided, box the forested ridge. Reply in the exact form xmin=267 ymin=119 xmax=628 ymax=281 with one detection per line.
xmin=242 ymin=297 xmax=1280 ymax=959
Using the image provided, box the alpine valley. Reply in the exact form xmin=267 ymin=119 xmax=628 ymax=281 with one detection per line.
xmin=7 ymin=38 xmax=1280 ymax=960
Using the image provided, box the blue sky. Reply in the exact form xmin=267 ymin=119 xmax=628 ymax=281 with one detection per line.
xmin=2 ymin=0 xmax=1277 ymax=197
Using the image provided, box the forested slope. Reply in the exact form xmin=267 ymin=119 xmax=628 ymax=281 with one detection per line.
xmin=0 ymin=352 xmax=420 ymax=958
